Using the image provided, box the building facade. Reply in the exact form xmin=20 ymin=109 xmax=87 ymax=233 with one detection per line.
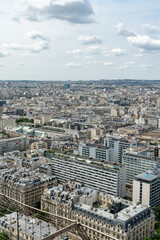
xmin=41 ymin=182 xmax=155 ymax=240
xmin=133 ymin=167 xmax=160 ymax=207
xmin=51 ymin=156 xmax=126 ymax=197
xmin=122 ymin=152 xmax=158 ymax=186
xmin=78 ymin=143 xmax=110 ymax=161
xmin=0 ymin=169 xmax=56 ymax=207
xmin=104 ymin=136 xmax=137 ymax=164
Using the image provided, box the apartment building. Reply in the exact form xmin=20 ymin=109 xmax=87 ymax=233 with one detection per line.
xmin=78 ymin=143 xmax=110 ymax=161
xmin=51 ymin=156 xmax=126 ymax=197
xmin=0 ymin=169 xmax=56 ymax=207
xmin=133 ymin=167 xmax=160 ymax=207
xmin=41 ymin=182 xmax=155 ymax=240
xmin=122 ymin=151 xmax=159 ymax=186
xmin=104 ymin=136 xmax=137 ymax=163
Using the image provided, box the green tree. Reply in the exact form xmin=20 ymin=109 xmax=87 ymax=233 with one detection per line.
xmin=0 ymin=232 xmax=9 ymax=240
xmin=153 ymin=206 xmax=160 ymax=221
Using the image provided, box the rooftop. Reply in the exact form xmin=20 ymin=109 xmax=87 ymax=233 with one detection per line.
xmin=136 ymin=168 xmax=160 ymax=181
xmin=0 ymin=212 xmax=57 ymax=239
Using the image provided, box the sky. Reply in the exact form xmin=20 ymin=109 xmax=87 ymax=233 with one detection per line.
xmin=0 ymin=0 xmax=160 ymax=80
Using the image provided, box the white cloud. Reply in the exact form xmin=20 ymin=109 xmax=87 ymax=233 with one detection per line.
xmin=26 ymin=31 xmax=50 ymax=41
xmin=105 ymin=48 xmax=126 ymax=57
xmin=24 ymin=53 xmax=32 ymax=57
xmin=111 ymin=48 xmax=126 ymax=56
xmin=134 ymin=53 xmax=143 ymax=57
xmin=66 ymin=49 xmax=82 ymax=54
xmin=13 ymin=0 xmax=94 ymax=24
xmin=140 ymin=64 xmax=152 ymax=70
xmin=77 ymin=35 xmax=102 ymax=45
xmin=2 ymin=41 xmax=50 ymax=53
xmin=104 ymin=61 xmax=113 ymax=66
xmin=65 ymin=62 xmax=82 ymax=67
xmin=16 ymin=62 xmax=24 ymax=66
xmin=127 ymin=34 xmax=160 ymax=51
xmin=85 ymin=45 xmax=102 ymax=54
xmin=143 ymin=24 xmax=160 ymax=34
xmin=0 ymin=50 xmax=9 ymax=57
xmin=84 ymin=56 xmax=92 ymax=60
xmin=115 ymin=23 xmax=136 ymax=37
xmin=30 ymin=41 xmax=50 ymax=53
xmin=118 ymin=61 xmax=136 ymax=69
xmin=87 ymin=61 xmax=100 ymax=64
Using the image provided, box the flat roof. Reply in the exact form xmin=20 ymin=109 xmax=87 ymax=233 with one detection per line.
xmin=136 ymin=172 xmax=160 ymax=181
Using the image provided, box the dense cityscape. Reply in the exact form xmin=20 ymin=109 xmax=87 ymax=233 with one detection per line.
xmin=0 ymin=80 xmax=159 ymax=239
xmin=0 ymin=0 xmax=160 ymax=239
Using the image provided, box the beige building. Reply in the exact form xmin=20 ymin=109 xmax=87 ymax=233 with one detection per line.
xmin=0 ymin=169 xmax=56 ymax=207
xmin=41 ymin=182 xmax=155 ymax=240
xmin=31 ymin=141 xmax=47 ymax=150
xmin=133 ymin=167 xmax=160 ymax=207
xmin=0 ymin=118 xmax=16 ymax=130
xmin=34 ymin=115 xmax=51 ymax=126
xmin=111 ymin=108 xmax=118 ymax=117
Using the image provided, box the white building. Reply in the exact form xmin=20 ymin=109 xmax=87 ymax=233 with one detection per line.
xmin=78 ymin=143 xmax=110 ymax=161
xmin=122 ymin=151 xmax=158 ymax=186
xmin=51 ymin=156 xmax=126 ymax=197
xmin=104 ymin=136 xmax=137 ymax=163
xmin=133 ymin=167 xmax=160 ymax=207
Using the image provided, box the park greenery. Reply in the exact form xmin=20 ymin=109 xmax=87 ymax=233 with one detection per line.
xmin=16 ymin=118 xmax=34 ymax=124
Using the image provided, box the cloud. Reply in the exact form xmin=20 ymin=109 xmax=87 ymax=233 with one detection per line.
xmin=77 ymin=35 xmax=102 ymax=45
xmin=134 ymin=53 xmax=143 ymax=57
xmin=105 ymin=48 xmax=126 ymax=57
xmin=66 ymin=49 xmax=82 ymax=54
xmin=87 ymin=61 xmax=100 ymax=64
xmin=84 ymin=56 xmax=92 ymax=60
xmin=0 ymin=50 xmax=9 ymax=57
xmin=14 ymin=0 xmax=94 ymax=24
xmin=118 ymin=61 xmax=136 ymax=69
xmin=85 ymin=45 xmax=104 ymax=54
xmin=104 ymin=61 xmax=113 ymax=66
xmin=140 ymin=64 xmax=152 ymax=70
xmin=30 ymin=41 xmax=50 ymax=52
xmin=16 ymin=62 xmax=24 ymax=66
xmin=65 ymin=62 xmax=82 ymax=67
xmin=26 ymin=31 xmax=50 ymax=41
xmin=2 ymin=41 xmax=50 ymax=53
xmin=127 ymin=34 xmax=160 ymax=51
xmin=111 ymin=48 xmax=126 ymax=56
xmin=115 ymin=23 xmax=136 ymax=37
xmin=143 ymin=24 xmax=160 ymax=34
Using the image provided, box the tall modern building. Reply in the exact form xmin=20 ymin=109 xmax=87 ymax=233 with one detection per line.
xmin=51 ymin=156 xmax=126 ymax=197
xmin=133 ymin=167 xmax=160 ymax=207
xmin=104 ymin=136 xmax=137 ymax=163
xmin=122 ymin=151 xmax=159 ymax=186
